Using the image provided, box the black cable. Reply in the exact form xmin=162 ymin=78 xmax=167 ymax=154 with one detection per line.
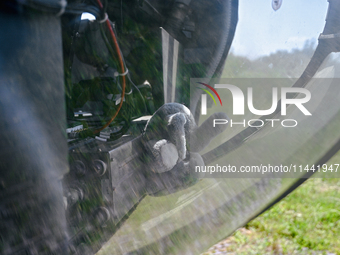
xmin=103 ymin=0 xmax=108 ymax=15
xmin=107 ymin=22 xmax=148 ymax=115
xmin=100 ymin=24 xmax=118 ymax=62
xmin=99 ymin=20 xmax=148 ymax=115
xmin=88 ymin=0 xmax=107 ymax=21
xmin=128 ymin=74 xmax=148 ymax=115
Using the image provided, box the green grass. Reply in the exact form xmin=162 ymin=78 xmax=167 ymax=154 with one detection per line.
xmin=203 ymin=152 xmax=340 ymax=255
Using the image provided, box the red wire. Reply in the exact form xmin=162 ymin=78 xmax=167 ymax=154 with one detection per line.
xmin=94 ymin=0 xmax=126 ymax=134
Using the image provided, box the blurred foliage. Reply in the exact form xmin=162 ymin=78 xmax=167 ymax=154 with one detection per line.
xmin=203 ymin=151 xmax=340 ymax=255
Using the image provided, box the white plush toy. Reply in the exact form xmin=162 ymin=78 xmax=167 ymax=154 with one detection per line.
xmin=142 ymin=103 xmax=228 ymax=195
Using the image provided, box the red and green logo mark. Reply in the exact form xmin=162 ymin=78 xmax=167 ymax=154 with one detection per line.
xmin=197 ymin=82 xmax=222 ymax=106
xmin=197 ymin=82 xmax=222 ymax=115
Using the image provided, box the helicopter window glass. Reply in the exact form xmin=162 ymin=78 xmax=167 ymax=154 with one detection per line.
xmin=228 ymin=0 xmax=328 ymax=69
